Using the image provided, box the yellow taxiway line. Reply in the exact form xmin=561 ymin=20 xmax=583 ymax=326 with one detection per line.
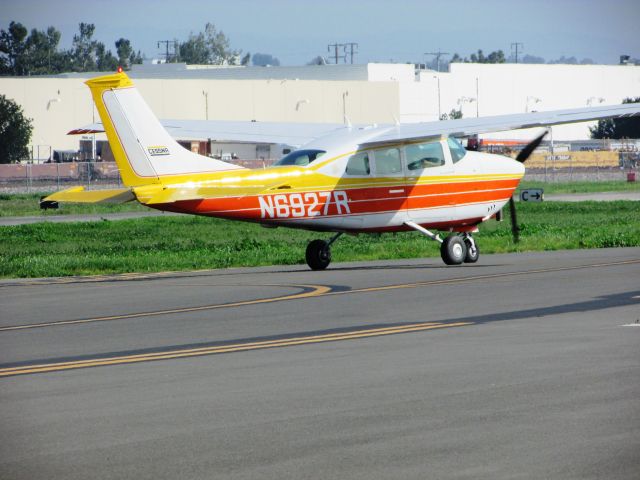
xmin=2 ymin=258 xmax=638 ymax=333
xmin=0 ymin=321 xmax=472 ymax=377
xmin=0 ymin=283 xmax=331 ymax=332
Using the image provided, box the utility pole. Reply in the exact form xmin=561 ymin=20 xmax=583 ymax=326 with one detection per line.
xmin=327 ymin=43 xmax=358 ymax=64
xmin=425 ymin=49 xmax=450 ymax=72
xmin=344 ymin=43 xmax=358 ymax=64
xmin=511 ymin=42 xmax=523 ymax=63
xmin=157 ymin=40 xmax=179 ymax=63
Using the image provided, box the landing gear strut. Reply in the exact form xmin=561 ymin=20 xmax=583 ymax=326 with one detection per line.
xmin=404 ymin=221 xmax=481 ymax=266
xmin=305 ymin=233 xmax=342 ymax=270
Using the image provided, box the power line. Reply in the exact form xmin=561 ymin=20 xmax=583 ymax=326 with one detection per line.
xmin=424 ymin=49 xmax=450 ymax=72
xmin=157 ymin=40 xmax=179 ymax=63
xmin=327 ymin=43 xmax=358 ymax=64
xmin=511 ymin=42 xmax=524 ymax=64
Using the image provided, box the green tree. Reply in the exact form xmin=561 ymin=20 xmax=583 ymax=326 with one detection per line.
xmin=115 ymin=38 xmax=133 ymax=68
xmin=252 ymin=53 xmax=280 ymax=66
xmin=96 ymin=42 xmax=118 ymax=71
xmin=590 ymin=97 xmax=640 ymax=139
xmin=71 ymin=22 xmax=98 ymax=71
xmin=0 ymin=94 xmax=33 ymax=163
xmin=179 ymin=23 xmax=239 ymax=65
xmin=0 ymin=21 xmax=28 ymax=75
xmin=441 ymin=108 xmax=463 ymax=121
xmin=24 ymin=26 xmax=66 ymax=74
xmin=450 ymin=49 xmax=505 ymax=64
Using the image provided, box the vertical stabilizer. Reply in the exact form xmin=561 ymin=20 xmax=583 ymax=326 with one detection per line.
xmin=86 ymin=72 xmax=245 ymax=187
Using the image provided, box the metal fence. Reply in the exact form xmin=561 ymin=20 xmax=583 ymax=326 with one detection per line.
xmin=0 ymin=157 xmax=636 ymax=194
xmin=0 ymin=162 xmax=123 ymax=193
xmin=0 ymin=160 xmax=277 ymax=193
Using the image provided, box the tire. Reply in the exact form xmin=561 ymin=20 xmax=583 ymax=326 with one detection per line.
xmin=463 ymin=238 xmax=480 ymax=263
xmin=306 ymin=239 xmax=331 ymax=270
xmin=440 ymin=236 xmax=467 ymax=265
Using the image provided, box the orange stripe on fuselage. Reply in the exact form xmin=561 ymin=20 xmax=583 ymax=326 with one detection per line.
xmin=165 ymin=178 xmax=519 ymax=222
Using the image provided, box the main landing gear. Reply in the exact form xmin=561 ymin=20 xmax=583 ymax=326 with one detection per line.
xmin=306 ymin=232 xmax=343 ymax=270
xmin=404 ymin=221 xmax=479 ymax=266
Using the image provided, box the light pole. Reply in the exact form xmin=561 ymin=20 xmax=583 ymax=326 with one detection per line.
xmin=433 ymin=76 xmax=441 ymax=120
xmin=342 ymin=91 xmax=349 ymax=125
xmin=296 ymin=99 xmax=309 ymax=111
xmin=526 ymin=96 xmax=541 ymax=113
xmin=202 ymin=90 xmax=209 ymax=120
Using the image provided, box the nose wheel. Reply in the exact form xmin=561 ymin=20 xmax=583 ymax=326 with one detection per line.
xmin=440 ymin=233 xmax=480 ymax=265
xmin=305 ymin=233 xmax=343 ymax=270
xmin=440 ymin=236 xmax=466 ymax=265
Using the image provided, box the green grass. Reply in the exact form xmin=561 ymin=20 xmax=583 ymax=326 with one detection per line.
xmin=1 ymin=201 xmax=638 ymax=278
xmin=518 ymin=180 xmax=640 ymax=195
xmin=0 ymin=193 xmax=147 ymax=217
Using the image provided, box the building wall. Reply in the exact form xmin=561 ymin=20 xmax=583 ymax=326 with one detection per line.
xmin=429 ymin=63 xmax=640 ymax=140
xmin=1 ymin=62 xmax=639 ymax=161
xmin=0 ymin=76 xmax=400 ymax=160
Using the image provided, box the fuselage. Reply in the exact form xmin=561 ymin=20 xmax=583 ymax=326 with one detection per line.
xmin=145 ymin=134 xmax=525 ymax=234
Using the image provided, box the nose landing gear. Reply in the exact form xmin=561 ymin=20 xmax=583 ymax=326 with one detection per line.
xmin=305 ymin=232 xmax=343 ymax=270
xmin=404 ymin=221 xmax=480 ymax=266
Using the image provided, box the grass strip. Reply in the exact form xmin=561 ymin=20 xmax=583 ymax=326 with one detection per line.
xmin=1 ymin=201 xmax=638 ymax=278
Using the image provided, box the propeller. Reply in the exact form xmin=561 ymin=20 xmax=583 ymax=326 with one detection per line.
xmin=508 ymin=131 xmax=548 ymax=243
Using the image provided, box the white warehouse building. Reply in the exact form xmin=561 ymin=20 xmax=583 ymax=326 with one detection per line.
xmin=0 ymin=62 xmax=639 ymax=161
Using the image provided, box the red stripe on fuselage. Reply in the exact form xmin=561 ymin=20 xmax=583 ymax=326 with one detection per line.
xmin=163 ymin=178 xmax=519 ymax=221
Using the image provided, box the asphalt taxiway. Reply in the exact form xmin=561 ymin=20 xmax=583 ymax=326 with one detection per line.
xmin=1 ymin=248 xmax=639 ymax=479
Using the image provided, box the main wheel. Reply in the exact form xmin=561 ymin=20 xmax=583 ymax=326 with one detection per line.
xmin=440 ymin=235 xmax=467 ymax=265
xmin=306 ymin=239 xmax=331 ymax=270
xmin=463 ymin=237 xmax=480 ymax=263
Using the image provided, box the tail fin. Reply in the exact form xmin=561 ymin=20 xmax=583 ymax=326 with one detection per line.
xmin=86 ymin=72 xmax=245 ymax=187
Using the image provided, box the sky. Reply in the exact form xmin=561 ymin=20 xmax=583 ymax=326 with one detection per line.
xmin=2 ymin=0 xmax=639 ymax=66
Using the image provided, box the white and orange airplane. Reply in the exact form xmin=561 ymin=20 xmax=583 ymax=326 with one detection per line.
xmin=43 ymin=71 xmax=640 ymax=270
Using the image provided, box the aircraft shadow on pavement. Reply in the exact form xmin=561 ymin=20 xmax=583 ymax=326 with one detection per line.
xmin=5 ymin=290 xmax=637 ymax=371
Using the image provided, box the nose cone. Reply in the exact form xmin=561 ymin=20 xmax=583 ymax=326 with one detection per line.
xmin=509 ymin=156 xmax=526 ymax=176
xmin=471 ymin=151 xmax=526 ymax=176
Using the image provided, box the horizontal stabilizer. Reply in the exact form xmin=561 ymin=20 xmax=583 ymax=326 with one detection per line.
xmin=42 ymin=187 xmax=135 ymax=204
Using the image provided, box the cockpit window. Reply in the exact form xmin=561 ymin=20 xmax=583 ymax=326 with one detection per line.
xmin=345 ymin=152 xmax=370 ymax=176
xmin=448 ymin=137 xmax=467 ymax=163
xmin=273 ymin=149 xmax=326 ymax=167
xmin=406 ymin=141 xmax=445 ymax=170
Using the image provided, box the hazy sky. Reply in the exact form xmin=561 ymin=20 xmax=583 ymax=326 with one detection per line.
xmin=2 ymin=0 xmax=639 ymax=65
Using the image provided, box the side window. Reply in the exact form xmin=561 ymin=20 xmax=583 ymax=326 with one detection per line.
xmin=448 ymin=137 xmax=467 ymax=163
xmin=406 ymin=141 xmax=445 ymax=171
xmin=345 ymin=151 xmax=370 ymax=176
xmin=374 ymin=148 xmax=402 ymax=175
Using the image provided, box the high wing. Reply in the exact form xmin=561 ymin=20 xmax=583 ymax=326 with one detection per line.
xmin=70 ymin=103 xmax=640 ymax=149
xmin=362 ymin=103 xmax=640 ymax=146
xmin=69 ymin=120 xmax=350 ymax=147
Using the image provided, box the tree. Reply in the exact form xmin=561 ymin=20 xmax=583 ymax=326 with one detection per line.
xmin=307 ymin=56 xmax=326 ymax=65
xmin=115 ymin=38 xmax=133 ymax=68
xmin=179 ymin=23 xmax=239 ymax=65
xmin=449 ymin=49 xmax=505 ymax=64
xmin=0 ymin=21 xmax=28 ymax=75
xmin=590 ymin=97 xmax=640 ymax=139
xmin=24 ymin=26 xmax=65 ymax=75
xmin=96 ymin=42 xmax=118 ymax=71
xmin=240 ymin=52 xmax=251 ymax=66
xmin=252 ymin=53 xmax=280 ymax=66
xmin=441 ymin=108 xmax=463 ymax=121
xmin=71 ymin=22 xmax=98 ymax=71
xmin=0 ymin=94 xmax=33 ymax=163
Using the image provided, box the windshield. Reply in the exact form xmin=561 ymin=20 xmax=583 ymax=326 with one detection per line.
xmin=448 ymin=137 xmax=467 ymax=163
xmin=273 ymin=149 xmax=326 ymax=167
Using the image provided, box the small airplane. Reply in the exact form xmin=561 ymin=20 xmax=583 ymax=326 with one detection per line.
xmin=43 ymin=71 xmax=640 ymax=270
